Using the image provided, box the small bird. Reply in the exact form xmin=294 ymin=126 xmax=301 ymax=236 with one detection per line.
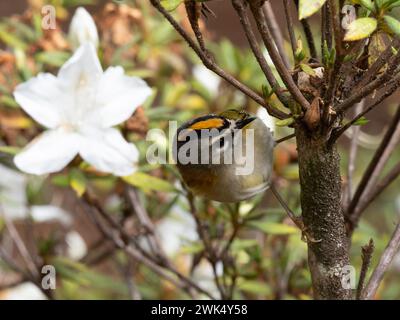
xmin=174 ymin=110 xmax=274 ymax=202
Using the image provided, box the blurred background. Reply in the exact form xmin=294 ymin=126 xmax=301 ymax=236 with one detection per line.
xmin=0 ymin=0 xmax=399 ymax=300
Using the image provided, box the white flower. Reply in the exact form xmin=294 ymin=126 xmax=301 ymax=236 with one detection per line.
xmin=66 ymin=231 xmax=88 ymax=261
xmin=0 ymin=282 xmax=47 ymax=300
xmin=0 ymin=164 xmax=27 ymax=220
xmin=193 ymin=65 xmax=221 ymax=97
xmin=13 ymin=43 xmax=152 ymax=176
xmin=156 ymin=198 xmax=198 ymax=257
xmin=68 ymin=7 xmax=99 ymax=49
xmin=30 ymin=205 xmax=72 ymax=226
xmin=257 ymin=107 xmax=275 ymax=133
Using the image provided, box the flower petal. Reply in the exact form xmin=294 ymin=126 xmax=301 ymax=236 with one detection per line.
xmin=57 ymin=43 xmax=102 ymax=86
xmin=13 ymin=73 xmax=65 ymax=128
xmin=94 ymin=66 xmax=152 ymax=127
xmin=14 ymin=128 xmax=80 ymax=175
xmin=68 ymin=7 xmax=99 ymax=50
xmin=79 ymin=127 xmax=139 ymax=176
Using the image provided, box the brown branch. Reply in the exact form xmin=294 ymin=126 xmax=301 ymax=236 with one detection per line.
xmin=249 ymin=2 xmax=311 ymax=111
xmin=149 ymin=0 xmax=287 ymax=120
xmin=232 ymin=0 xmax=289 ymax=107
xmin=346 ymin=104 xmax=400 ymax=231
xmin=275 ymin=132 xmax=296 ymax=144
xmin=321 ymin=2 xmax=333 ymax=61
xmin=356 ymin=239 xmax=374 ymax=300
xmin=283 ymin=0 xmax=297 ymax=61
xmin=343 ymin=102 xmax=363 ymax=209
xmin=292 ymin=0 xmax=317 ymax=59
xmin=82 ymin=192 xmax=216 ymax=300
xmin=333 ymin=77 xmax=400 ymax=140
xmin=336 ymin=52 xmax=400 ymax=114
xmin=362 ymin=221 xmax=400 ymax=300
xmin=0 ymin=209 xmax=39 ymax=279
xmin=355 ymin=162 xmax=400 ymax=217
xmin=329 ymin=0 xmax=343 ymax=56
xmin=263 ymin=1 xmax=291 ymax=68
xmin=185 ymin=1 xmax=206 ymax=52
xmin=354 ymin=38 xmax=400 ymax=91
xmin=125 ymin=186 xmax=168 ymax=263
xmin=187 ymin=193 xmax=226 ymax=299
xmin=270 ymin=185 xmax=306 ymax=235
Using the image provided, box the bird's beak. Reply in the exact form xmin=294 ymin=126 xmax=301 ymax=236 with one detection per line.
xmin=236 ymin=116 xmax=256 ymax=129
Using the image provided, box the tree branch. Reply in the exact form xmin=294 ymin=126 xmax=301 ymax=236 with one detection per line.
xmin=149 ymin=0 xmax=287 ymax=119
xmin=356 ymin=239 xmax=374 ymax=300
xmin=333 ymin=77 xmax=400 ymax=140
xmin=362 ymin=221 xmax=400 ymax=300
xmin=249 ymin=2 xmax=311 ymax=111
xmin=346 ymin=104 xmax=400 ymax=232
xmin=232 ymin=0 xmax=289 ymax=107
xmin=336 ymin=52 xmax=400 ymax=114
xmin=283 ymin=0 xmax=297 ymax=61
xmin=263 ymin=1 xmax=291 ymax=68
xmin=354 ymin=161 xmax=400 ymax=217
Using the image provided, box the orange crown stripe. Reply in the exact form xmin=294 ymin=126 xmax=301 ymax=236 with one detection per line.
xmin=189 ymin=118 xmax=224 ymax=130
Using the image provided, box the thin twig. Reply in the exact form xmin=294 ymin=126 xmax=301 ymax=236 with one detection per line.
xmin=294 ymin=0 xmax=317 ymax=59
xmin=283 ymin=0 xmax=297 ymax=61
xmin=336 ymin=52 xmax=400 ymax=114
xmin=149 ymin=0 xmax=288 ymax=120
xmin=187 ymin=193 xmax=226 ymax=299
xmin=355 ymin=162 xmax=400 ymax=216
xmin=0 ymin=209 xmax=39 ymax=278
xmin=354 ymin=38 xmax=400 ymax=91
xmin=343 ymin=102 xmax=363 ymax=209
xmin=263 ymin=1 xmax=291 ymax=68
xmin=356 ymin=239 xmax=374 ymax=300
xmin=275 ymin=133 xmax=296 ymax=144
xmin=82 ymin=192 xmax=216 ymax=300
xmin=126 ymin=186 xmax=168 ymax=263
xmin=231 ymin=0 xmax=288 ymax=107
xmin=333 ymin=76 xmax=400 ymax=140
xmin=346 ymin=105 xmax=400 ymax=231
xmin=249 ymin=3 xmax=310 ymax=111
xmin=362 ymin=221 xmax=400 ymax=300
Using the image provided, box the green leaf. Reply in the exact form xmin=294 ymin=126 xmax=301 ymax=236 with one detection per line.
xmin=238 ymin=280 xmax=272 ymax=296
xmin=69 ymin=169 xmax=87 ymax=197
xmin=299 ymin=0 xmax=327 ymax=20
xmin=51 ymin=174 xmax=70 ymax=187
xmin=160 ymin=0 xmax=184 ymax=11
xmin=359 ymin=0 xmax=374 ymax=11
xmin=0 ymin=95 xmax=19 ymax=108
xmin=35 ymin=51 xmax=71 ymax=67
xmin=344 ymin=18 xmax=378 ymax=41
xmin=300 ymin=63 xmax=316 ymax=76
xmin=276 ymin=117 xmax=295 ymax=127
xmin=353 ymin=116 xmax=370 ymax=126
xmin=388 ymin=0 xmax=400 ymax=10
xmin=180 ymin=242 xmax=204 ymax=254
xmin=0 ymin=27 xmax=27 ymax=49
xmin=0 ymin=146 xmax=20 ymax=155
xmin=123 ymin=172 xmax=177 ymax=193
xmin=384 ymin=15 xmax=400 ymax=36
xmin=248 ymin=221 xmax=298 ymax=235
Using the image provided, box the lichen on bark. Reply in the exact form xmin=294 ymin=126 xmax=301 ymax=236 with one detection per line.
xmin=296 ymin=124 xmax=352 ymax=299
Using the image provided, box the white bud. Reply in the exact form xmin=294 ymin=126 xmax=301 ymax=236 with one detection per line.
xmin=68 ymin=7 xmax=99 ymax=50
